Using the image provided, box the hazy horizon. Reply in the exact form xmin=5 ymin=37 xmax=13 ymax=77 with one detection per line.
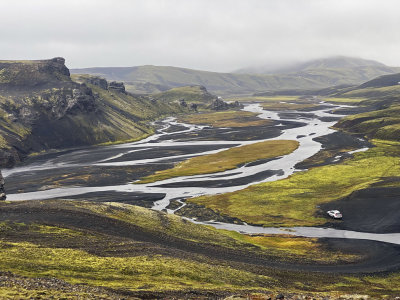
xmin=1 ymin=0 xmax=399 ymax=72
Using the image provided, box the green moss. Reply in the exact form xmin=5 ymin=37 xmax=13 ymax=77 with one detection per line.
xmin=337 ymin=105 xmax=400 ymax=142
xmin=178 ymin=110 xmax=272 ymax=127
xmin=189 ymin=140 xmax=400 ymax=226
xmin=137 ymin=140 xmax=299 ymax=184
xmin=0 ymin=240 xmax=274 ymax=291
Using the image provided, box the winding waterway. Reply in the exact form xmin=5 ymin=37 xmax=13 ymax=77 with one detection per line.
xmin=4 ymin=102 xmax=400 ymax=245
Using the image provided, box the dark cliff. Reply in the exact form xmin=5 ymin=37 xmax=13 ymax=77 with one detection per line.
xmin=0 ymin=58 xmax=187 ymax=167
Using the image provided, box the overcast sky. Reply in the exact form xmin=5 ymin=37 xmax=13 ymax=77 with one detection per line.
xmin=0 ymin=0 xmax=399 ymax=71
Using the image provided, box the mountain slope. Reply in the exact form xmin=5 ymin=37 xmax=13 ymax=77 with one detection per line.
xmin=71 ymin=65 xmax=326 ymax=96
xmin=0 ymin=58 xmax=189 ymax=167
xmin=71 ymin=57 xmax=399 ymax=96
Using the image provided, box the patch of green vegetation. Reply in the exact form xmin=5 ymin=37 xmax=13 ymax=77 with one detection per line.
xmin=323 ymin=97 xmax=366 ymax=104
xmin=0 ymin=287 xmax=111 ymax=300
xmin=260 ymin=102 xmax=318 ymax=111
xmin=223 ymin=232 xmax=360 ymax=264
xmin=337 ymin=105 xmax=400 ymax=142
xmin=0 ymin=240 xmax=275 ymax=291
xmin=228 ymin=96 xmax=300 ymax=102
xmin=137 ymin=140 xmax=299 ymax=184
xmin=340 ymin=85 xmax=400 ymax=98
xmin=189 ymin=140 xmax=400 ymax=226
xmin=178 ymin=110 xmax=272 ymax=127
xmin=153 ymin=85 xmax=215 ymax=103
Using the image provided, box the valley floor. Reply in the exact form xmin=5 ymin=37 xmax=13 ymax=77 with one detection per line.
xmin=1 ymin=97 xmax=400 ymax=298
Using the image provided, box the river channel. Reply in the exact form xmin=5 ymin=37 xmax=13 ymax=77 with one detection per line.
xmin=4 ymin=102 xmax=400 ymax=245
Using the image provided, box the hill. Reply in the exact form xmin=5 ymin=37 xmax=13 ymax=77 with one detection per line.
xmin=71 ymin=65 xmax=327 ymax=97
xmin=71 ymin=57 xmax=399 ymax=97
xmin=0 ymin=58 xmax=190 ymax=167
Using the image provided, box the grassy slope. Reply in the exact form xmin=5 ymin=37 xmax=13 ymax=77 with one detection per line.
xmin=1 ymin=200 xmax=399 ymax=298
xmin=336 ymin=105 xmax=400 ymax=142
xmin=137 ymin=140 xmax=299 ymax=184
xmin=178 ymin=110 xmax=272 ymax=127
xmin=152 ymin=85 xmax=215 ymax=103
xmin=189 ymin=140 xmax=400 ymax=226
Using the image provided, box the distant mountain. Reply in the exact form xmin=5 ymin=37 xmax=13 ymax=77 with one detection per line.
xmin=71 ymin=57 xmax=399 ymax=96
xmin=235 ymin=56 xmax=396 ymax=74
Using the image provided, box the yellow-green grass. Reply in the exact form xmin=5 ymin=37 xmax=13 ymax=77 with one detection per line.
xmin=0 ymin=241 xmax=274 ymax=292
xmin=137 ymin=140 xmax=299 ymax=184
xmin=189 ymin=140 xmax=400 ymax=227
xmin=337 ymin=105 xmax=400 ymax=142
xmin=178 ymin=110 xmax=272 ymax=127
xmin=227 ymin=96 xmax=300 ymax=102
xmin=0 ymin=203 xmax=398 ymax=296
xmin=75 ymin=202 xmax=360 ymax=264
xmin=260 ymin=102 xmax=318 ymax=111
xmin=340 ymin=85 xmax=400 ymax=98
xmin=323 ymin=97 xmax=366 ymax=104
xmin=222 ymin=232 xmax=360 ymax=264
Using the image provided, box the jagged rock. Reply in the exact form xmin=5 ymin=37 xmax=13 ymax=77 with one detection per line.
xmin=108 ymin=81 xmax=126 ymax=93
xmin=0 ymin=170 xmax=6 ymax=200
xmin=85 ymin=76 xmax=108 ymax=90
xmin=190 ymin=103 xmax=198 ymax=111
xmin=179 ymin=98 xmax=188 ymax=107
xmin=209 ymin=97 xmax=244 ymax=111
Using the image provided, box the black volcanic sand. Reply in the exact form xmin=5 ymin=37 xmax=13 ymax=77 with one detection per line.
xmin=5 ymin=143 xmax=240 ymax=194
xmin=295 ymin=131 xmax=372 ymax=169
xmin=155 ymin=121 xmax=305 ymax=142
xmin=5 ymin=164 xmax=173 ymax=194
xmin=1 ymin=200 xmax=400 ymax=274
xmin=320 ymin=186 xmax=400 ymax=234
xmin=57 ymin=191 xmax=166 ymax=208
xmin=102 ymin=144 xmax=239 ymax=163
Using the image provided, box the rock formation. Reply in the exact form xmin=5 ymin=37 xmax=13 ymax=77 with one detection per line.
xmin=108 ymin=81 xmax=126 ymax=93
xmin=0 ymin=171 xmax=5 ymax=200
xmin=209 ymin=97 xmax=244 ymax=111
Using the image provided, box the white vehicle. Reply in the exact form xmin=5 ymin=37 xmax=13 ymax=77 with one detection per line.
xmin=327 ymin=210 xmax=342 ymax=219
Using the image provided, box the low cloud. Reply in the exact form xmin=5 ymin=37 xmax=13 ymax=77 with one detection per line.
xmin=0 ymin=0 xmax=399 ymax=71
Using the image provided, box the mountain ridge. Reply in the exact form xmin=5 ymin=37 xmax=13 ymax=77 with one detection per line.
xmin=71 ymin=56 xmax=399 ymax=96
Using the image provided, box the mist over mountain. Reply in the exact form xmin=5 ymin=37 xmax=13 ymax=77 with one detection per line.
xmin=71 ymin=56 xmax=399 ymax=96
xmin=235 ymin=56 xmax=397 ymax=74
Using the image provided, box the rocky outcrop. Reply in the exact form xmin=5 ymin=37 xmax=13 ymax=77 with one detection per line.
xmin=0 ymin=171 xmax=5 ymax=200
xmin=84 ymin=76 xmax=108 ymax=90
xmin=209 ymin=97 xmax=244 ymax=111
xmin=0 ymin=57 xmax=70 ymax=91
xmin=108 ymin=81 xmax=126 ymax=93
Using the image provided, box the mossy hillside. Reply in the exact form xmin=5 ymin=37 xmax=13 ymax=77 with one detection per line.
xmin=0 ymin=204 xmax=398 ymax=296
xmin=152 ymin=85 xmax=215 ymax=103
xmin=178 ymin=110 xmax=272 ymax=127
xmin=222 ymin=232 xmax=360 ymax=264
xmin=0 ymin=64 xmax=191 ymax=167
xmin=336 ymin=105 xmax=400 ymax=142
xmin=189 ymin=140 xmax=400 ymax=226
xmin=0 ymin=201 xmax=361 ymax=265
xmin=137 ymin=140 xmax=299 ymax=184
xmin=0 ymin=240 xmax=276 ymax=291
xmin=339 ymin=85 xmax=400 ymax=99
